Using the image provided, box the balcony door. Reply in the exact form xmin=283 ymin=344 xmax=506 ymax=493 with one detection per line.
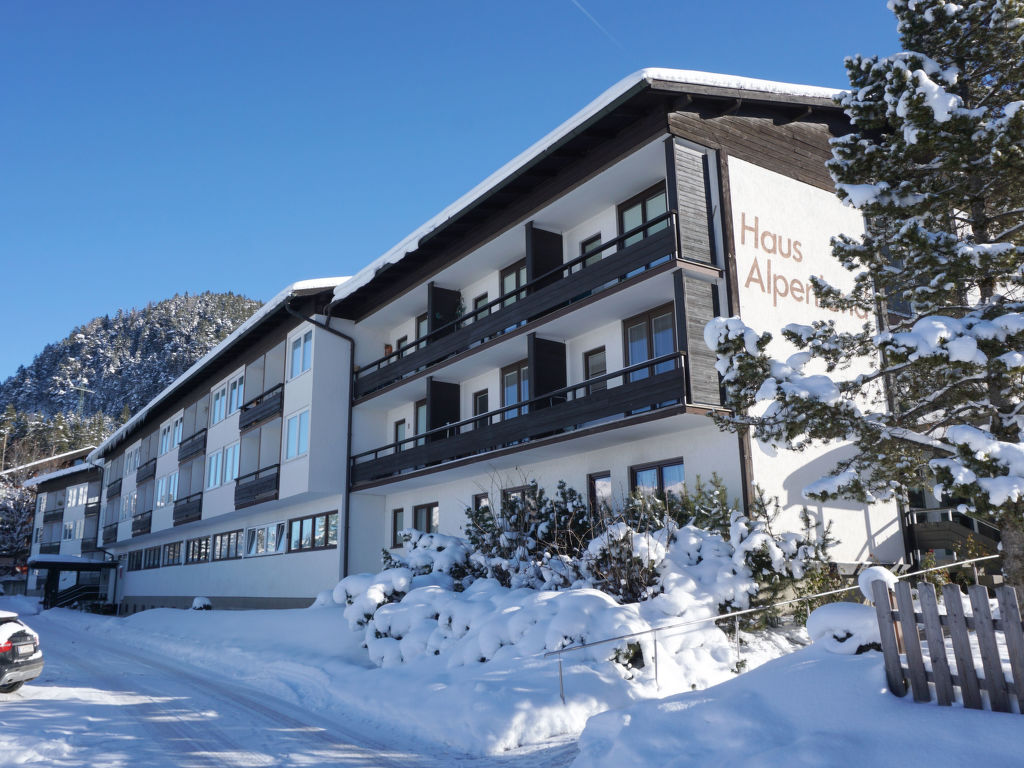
xmin=502 ymin=360 xmax=529 ymax=419
xmin=624 ymin=305 xmax=675 ymax=382
xmin=619 ymin=184 xmax=668 ymax=247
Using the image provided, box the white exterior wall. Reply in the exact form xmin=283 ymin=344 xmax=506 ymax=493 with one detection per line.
xmin=728 ymin=157 xmax=903 ymax=563
xmin=152 ymin=409 xmax=184 ymax=532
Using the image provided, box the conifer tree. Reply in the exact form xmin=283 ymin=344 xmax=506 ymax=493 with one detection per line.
xmin=706 ymin=0 xmax=1024 ymax=590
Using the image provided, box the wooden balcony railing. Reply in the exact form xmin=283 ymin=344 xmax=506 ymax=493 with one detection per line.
xmin=177 ymin=428 xmax=207 ymax=463
xmin=102 ymin=523 xmax=118 ymax=545
xmin=131 ymin=510 xmax=152 ymax=537
xmin=351 ymin=352 xmax=686 ymax=485
xmin=173 ymin=492 xmax=203 ymax=526
xmin=239 ymin=385 xmax=284 ymax=431
xmin=354 ymin=214 xmax=678 ymax=399
xmin=106 ymin=477 xmax=122 ymax=499
xmin=234 ymin=464 xmax=280 ymax=509
xmin=136 ymin=458 xmax=157 ymax=484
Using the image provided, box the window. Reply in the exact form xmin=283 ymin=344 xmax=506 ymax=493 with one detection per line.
xmin=500 ymin=259 xmax=527 ymax=308
xmin=624 ymin=305 xmax=675 ymax=382
xmin=391 ymin=509 xmax=405 ymax=548
xmin=127 ymin=550 xmax=143 ymax=571
xmin=396 ymin=335 xmax=408 ymax=359
xmin=156 ymin=472 xmax=179 ymax=508
xmin=472 ymin=293 xmax=489 ymax=321
xmin=589 ymin=472 xmax=613 ymax=516
xmin=155 ymin=475 xmax=166 ymax=507
xmin=285 ymin=410 xmax=310 ymax=459
xmin=502 ymin=486 xmax=531 ymax=514
xmin=245 ymin=521 xmax=287 ymax=556
xmin=394 ymin=420 xmax=406 ymax=452
xmin=288 ymin=511 xmax=338 ymax=552
xmin=159 ymin=424 xmax=172 ymax=455
xmin=584 ymin=347 xmax=607 ymax=393
xmin=414 ymin=400 xmax=427 ymax=447
xmin=631 ymin=459 xmax=685 ymax=505
xmin=472 ymin=493 xmax=490 ymax=513
xmin=501 ymin=360 xmax=529 ymax=419
xmin=412 ymin=503 xmax=437 ymax=534
xmin=163 ymin=541 xmax=182 ymax=566
xmin=212 ymin=530 xmax=243 ymax=561
xmin=143 ymin=546 xmax=161 ymax=569
xmin=211 ymin=385 xmax=227 ymax=425
xmin=120 ymin=489 xmax=137 ymax=521
xmin=416 ymin=313 xmax=429 ymax=350
xmin=618 ymin=183 xmax=668 ymax=247
xmin=290 ymin=330 xmax=313 ymax=378
xmin=185 ymin=536 xmax=210 ymax=564
xmin=581 ymin=234 xmax=603 ymax=268
xmin=206 ymin=451 xmax=223 ymax=489
xmin=472 ymin=390 xmax=489 ymax=429
xmin=62 ymin=521 xmax=82 ymax=540
xmin=227 ymin=374 xmax=245 ymax=414
xmin=222 ymin=442 xmax=240 ymax=483
xmin=125 ymin=448 xmax=140 ymax=474
xmin=172 ymin=416 xmax=184 ymax=448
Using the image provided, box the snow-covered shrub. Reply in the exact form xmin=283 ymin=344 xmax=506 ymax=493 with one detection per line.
xmin=806 ymin=602 xmax=881 ymax=654
xmin=191 ymin=596 xmax=212 ymax=610
xmin=310 ymin=589 xmax=335 ymax=608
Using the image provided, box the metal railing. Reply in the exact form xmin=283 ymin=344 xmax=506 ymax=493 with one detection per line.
xmin=543 ymin=554 xmax=1001 ymax=704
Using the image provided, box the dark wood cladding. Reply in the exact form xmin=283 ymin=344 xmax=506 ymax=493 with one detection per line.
xmin=668 ymin=108 xmax=839 ymax=192
xmin=131 ymin=511 xmax=152 ymax=537
xmin=81 ymin=537 xmax=101 ymax=554
xmin=680 ymin=274 xmax=722 ymax=406
xmin=173 ymin=493 xmax=203 ymax=526
xmin=672 ymin=140 xmax=715 ymax=264
xmin=239 ymin=384 xmax=284 ymax=432
xmin=102 ymin=524 xmax=118 ymax=545
xmin=39 ymin=543 xmax=60 ymax=555
xmin=235 ymin=465 xmax=280 ymax=509
xmin=177 ymin=429 xmax=207 ymax=463
xmin=352 ymin=361 xmax=686 ymax=486
xmin=84 ymin=501 xmax=100 ymax=517
xmin=135 ymin=458 xmax=157 ymax=484
xmin=106 ymin=478 xmax=122 ymax=498
xmin=42 ymin=509 xmax=63 ymax=524
xmin=354 ymin=226 xmax=677 ymax=398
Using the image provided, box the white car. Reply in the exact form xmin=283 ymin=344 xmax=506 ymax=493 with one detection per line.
xmin=0 ymin=611 xmax=43 ymax=694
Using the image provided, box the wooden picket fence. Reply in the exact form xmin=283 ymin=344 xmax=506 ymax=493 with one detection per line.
xmin=872 ymin=580 xmax=1024 ymax=713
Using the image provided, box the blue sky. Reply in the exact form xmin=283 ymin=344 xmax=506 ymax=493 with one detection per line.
xmin=0 ymin=1 xmax=899 ymax=381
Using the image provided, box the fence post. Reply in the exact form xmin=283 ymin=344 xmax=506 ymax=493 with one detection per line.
xmin=557 ymin=654 xmax=565 ymax=705
xmin=653 ymin=628 xmax=659 ymax=690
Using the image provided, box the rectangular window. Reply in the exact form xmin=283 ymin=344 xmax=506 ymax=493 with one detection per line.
xmin=472 ymin=293 xmax=489 ymax=321
xmin=222 ymin=442 xmax=240 ymax=483
xmin=584 ymin=347 xmax=607 ymax=393
xmin=472 ymin=493 xmax=490 ymax=513
xmin=143 ymin=546 xmax=161 ymax=569
xmin=396 ymin=335 xmax=408 ymax=359
xmin=185 ymin=536 xmax=210 ymax=564
xmin=290 ymin=330 xmax=313 ymax=378
xmin=618 ymin=183 xmax=668 ymax=247
xmin=211 ymin=386 xmax=227 ymax=425
xmin=500 ymin=259 xmax=527 ymax=308
xmin=412 ymin=503 xmax=437 ymax=534
xmin=624 ymin=305 xmax=676 ymax=382
xmin=127 ymin=550 xmax=143 ymax=571
xmin=285 ymin=410 xmax=310 ymax=459
xmin=163 ymin=541 xmax=182 ymax=566
xmin=159 ymin=425 xmax=172 ymax=455
xmin=630 ymin=459 xmax=685 ymax=505
xmin=414 ymin=399 xmax=427 ymax=447
xmin=287 ymin=511 xmax=338 ymax=552
xmin=227 ymin=374 xmax=245 ymax=414
xmin=501 ymin=360 xmax=529 ymax=419
xmin=168 ymin=471 xmax=178 ymax=504
xmin=212 ymin=529 xmax=243 ymax=561
xmin=394 ymin=420 xmax=406 ymax=452
xmin=120 ymin=489 xmax=137 ymax=521
xmin=206 ymin=451 xmax=223 ymax=489
xmin=472 ymin=390 xmax=489 ymax=429
xmin=416 ymin=313 xmax=429 ymax=350
xmin=172 ymin=416 xmax=184 ymax=448
xmin=589 ymin=472 xmax=613 ymax=516
xmin=244 ymin=521 xmax=287 ymax=556
xmin=581 ymin=233 xmax=603 ymax=268
xmin=155 ymin=475 xmax=167 ymax=508
xmin=62 ymin=521 xmax=75 ymax=540
xmin=391 ymin=508 xmax=405 ymax=548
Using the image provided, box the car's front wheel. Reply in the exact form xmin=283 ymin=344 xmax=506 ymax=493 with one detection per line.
xmin=0 ymin=681 xmax=25 ymax=694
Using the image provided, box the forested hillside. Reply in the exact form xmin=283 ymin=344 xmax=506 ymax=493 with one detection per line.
xmin=0 ymin=292 xmax=261 ymax=469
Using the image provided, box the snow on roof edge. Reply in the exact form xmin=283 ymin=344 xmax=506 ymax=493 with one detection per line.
xmin=89 ymin=277 xmax=349 ymax=462
xmin=23 ymin=461 xmax=102 ymax=489
xmin=330 ymin=68 xmax=841 ymax=308
xmin=0 ymin=446 xmax=94 ymax=477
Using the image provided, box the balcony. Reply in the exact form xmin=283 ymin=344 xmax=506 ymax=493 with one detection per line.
xmin=131 ymin=510 xmax=152 ymax=537
xmin=106 ymin=477 xmax=122 ymax=499
xmin=136 ymin=458 xmax=157 ymax=484
xmin=102 ymin=523 xmax=118 ymax=545
xmin=173 ymin=492 xmax=203 ymax=526
xmin=178 ymin=428 xmax=207 ymax=462
xmin=351 ymin=352 xmax=687 ymax=486
xmin=84 ymin=501 xmax=101 ymax=517
xmin=239 ymin=384 xmax=284 ymax=431
xmin=39 ymin=542 xmax=60 ymax=555
xmin=42 ymin=508 xmax=63 ymax=524
xmin=906 ymin=508 xmax=1001 ymax=560
xmin=354 ymin=213 xmax=678 ymax=399
xmin=235 ymin=465 xmax=280 ymax=509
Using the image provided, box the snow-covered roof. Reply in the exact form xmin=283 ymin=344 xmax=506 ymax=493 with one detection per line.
xmin=330 ymin=68 xmax=841 ymax=310
xmin=22 ymin=460 xmax=102 ymax=489
xmin=0 ymin=446 xmax=94 ymax=478
xmin=89 ymin=277 xmax=349 ymax=461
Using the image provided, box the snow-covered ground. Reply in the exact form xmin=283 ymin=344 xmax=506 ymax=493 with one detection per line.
xmin=2 ymin=592 xmax=1020 ymax=767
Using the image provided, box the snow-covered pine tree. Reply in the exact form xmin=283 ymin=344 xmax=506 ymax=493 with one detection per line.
xmin=705 ymin=0 xmax=1024 ymax=590
xmin=0 ymin=476 xmax=34 ymax=572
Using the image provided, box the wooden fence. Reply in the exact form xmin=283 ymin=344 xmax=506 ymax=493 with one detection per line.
xmin=872 ymin=580 xmax=1024 ymax=713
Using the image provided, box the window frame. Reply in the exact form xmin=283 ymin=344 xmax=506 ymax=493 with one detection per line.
xmin=622 ymin=303 xmax=677 ymax=380
xmin=580 ymin=233 xmax=603 ymax=269
xmin=394 ymin=420 xmax=407 ymax=452
xmin=143 ymin=546 xmax=161 ymax=570
xmin=222 ymin=441 xmax=240 ymax=484
xmin=629 ymin=457 xmax=686 ymax=503
xmin=159 ymin=424 xmax=172 ymax=455
xmin=212 ymin=529 xmax=244 ymax=561
xmin=184 ymin=536 xmax=210 ymax=565
xmin=617 ymin=182 xmax=669 ymax=246
xmin=285 ymin=408 xmax=311 ymax=460
xmin=289 ymin=329 xmax=314 ymax=380
xmin=412 ymin=502 xmax=438 ymax=534
xmin=227 ymin=374 xmax=245 ymax=414
xmin=500 ymin=359 xmax=529 ymax=418
xmin=588 ymin=471 xmax=613 ymax=517
xmin=583 ymin=346 xmax=608 ymax=393
xmin=391 ymin=508 xmax=405 ymax=549
xmin=244 ymin=521 xmax=287 ymax=557
xmin=206 ymin=450 xmax=223 ymax=490
xmin=162 ymin=541 xmax=182 ymax=566
xmin=500 ymin=259 xmax=527 ymax=308
xmin=211 ymin=385 xmax=228 ymax=425
xmin=472 ymin=389 xmax=489 ymax=429
xmin=287 ymin=511 xmax=339 ymax=553
xmin=172 ymin=416 xmax=184 ymax=448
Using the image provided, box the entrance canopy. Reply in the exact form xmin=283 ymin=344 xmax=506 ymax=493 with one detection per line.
xmin=27 ymin=555 xmax=117 ymax=572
